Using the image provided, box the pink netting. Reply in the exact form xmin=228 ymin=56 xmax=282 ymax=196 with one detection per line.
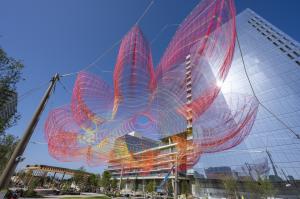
xmin=44 ymin=0 xmax=258 ymax=172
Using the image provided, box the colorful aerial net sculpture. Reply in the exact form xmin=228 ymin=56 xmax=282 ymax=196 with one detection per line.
xmin=45 ymin=0 xmax=259 ymax=172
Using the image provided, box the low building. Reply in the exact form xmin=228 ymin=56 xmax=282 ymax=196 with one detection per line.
xmin=205 ymin=167 xmax=233 ymax=180
xmin=107 ymin=130 xmax=193 ymax=192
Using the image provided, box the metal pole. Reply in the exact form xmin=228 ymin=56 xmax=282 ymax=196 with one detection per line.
xmin=0 ymin=74 xmax=60 ymax=189
xmin=42 ymin=171 xmax=48 ymax=187
xmin=119 ymin=166 xmax=124 ymax=191
xmin=266 ymin=150 xmax=278 ymax=177
xmin=174 ymin=155 xmax=178 ymax=199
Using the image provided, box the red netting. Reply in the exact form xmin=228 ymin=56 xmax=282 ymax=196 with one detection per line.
xmin=44 ymin=0 xmax=258 ymax=172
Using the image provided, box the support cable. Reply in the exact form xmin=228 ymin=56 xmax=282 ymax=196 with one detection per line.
xmin=61 ymin=0 xmax=155 ymax=78
xmin=150 ymin=24 xmax=179 ymax=45
xmin=236 ymin=32 xmax=300 ymax=140
xmin=0 ymin=81 xmax=50 ymax=116
xmin=135 ymin=0 xmax=154 ymax=25
xmin=60 ymin=39 xmax=121 ymax=77
xmin=18 ymin=81 xmax=50 ymax=101
xmin=58 ymin=78 xmax=73 ymax=95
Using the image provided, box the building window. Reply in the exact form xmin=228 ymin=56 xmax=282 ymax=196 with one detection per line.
xmin=296 ymin=60 xmax=300 ymax=66
xmin=279 ymin=48 xmax=286 ymax=52
xmin=273 ymin=42 xmax=278 ymax=46
xmin=278 ymin=40 xmax=284 ymax=44
xmin=287 ymin=54 xmax=294 ymax=59
xmin=293 ymin=51 xmax=299 ymax=57
xmin=267 ymin=37 xmax=272 ymax=41
xmin=285 ymin=45 xmax=292 ymax=50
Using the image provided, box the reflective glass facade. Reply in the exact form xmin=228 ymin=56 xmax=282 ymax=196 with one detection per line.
xmin=196 ymin=8 xmax=300 ymax=181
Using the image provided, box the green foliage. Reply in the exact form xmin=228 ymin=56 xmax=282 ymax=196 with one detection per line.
xmin=28 ymin=178 xmax=39 ymax=190
xmin=88 ymin=174 xmax=100 ymax=187
xmin=0 ymin=134 xmax=19 ymax=173
xmin=0 ymin=47 xmax=24 ymax=134
xmin=0 ymin=47 xmax=23 ymax=175
xmin=101 ymin=171 xmax=111 ymax=192
xmin=62 ymin=197 xmax=109 ymax=199
xmin=120 ymin=179 xmax=125 ymax=190
xmin=180 ymin=180 xmax=190 ymax=195
xmin=258 ymin=178 xmax=277 ymax=198
xmin=133 ymin=177 xmax=138 ymax=191
xmin=23 ymin=189 xmax=39 ymax=198
xmin=24 ymin=177 xmax=40 ymax=197
xmin=111 ymin=178 xmax=118 ymax=190
xmin=86 ymin=174 xmax=101 ymax=192
xmin=167 ymin=180 xmax=173 ymax=195
xmin=145 ymin=180 xmax=156 ymax=193
xmin=61 ymin=181 xmax=71 ymax=192
xmin=223 ymin=177 xmax=238 ymax=198
xmin=73 ymin=166 xmax=86 ymax=190
xmin=245 ymin=178 xmax=276 ymax=199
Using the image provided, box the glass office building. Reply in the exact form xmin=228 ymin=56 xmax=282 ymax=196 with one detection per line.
xmin=107 ymin=8 xmax=300 ymax=196
xmin=196 ymin=8 xmax=300 ymax=180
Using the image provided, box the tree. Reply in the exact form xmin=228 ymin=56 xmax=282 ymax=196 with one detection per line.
xmin=258 ymin=178 xmax=277 ymax=199
xmin=223 ymin=177 xmax=239 ymax=199
xmin=0 ymin=47 xmax=23 ymax=174
xmin=133 ymin=176 xmax=138 ymax=191
xmin=167 ymin=180 xmax=173 ymax=196
xmin=145 ymin=180 xmax=156 ymax=193
xmin=73 ymin=166 xmax=86 ymax=191
xmin=87 ymin=174 xmax=100 ymax=192
xmin=96 ymin=174 xmax=102 ymax=187
xmin=111 ymin=178 xmax=118 ymax=190
xmin=23 ymin=177 xmax=39 ymax=197
xmin=0 ymin=47 xmax=24 ymax=133
xmin=0 ymin=134 xmax=19 ymax=173
xmin=245 ymin=178 xmax=261 ymax=199
xmin=120 ymin=179 xmax=125 ymax=190
xmin=180 ymin=180 xmax=190 ymax=196
xmin=101 ymin=171 xmax=111 ymax=193
xmin=244 ymin=178 xmax=276 ymax=199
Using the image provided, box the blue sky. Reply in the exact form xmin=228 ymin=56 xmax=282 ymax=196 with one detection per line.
xmin=1 ymin=0 xmax=300 ymax=173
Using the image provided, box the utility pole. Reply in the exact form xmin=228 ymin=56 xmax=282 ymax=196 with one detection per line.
xmin=0 ymin=74 xmax=60 ymax=190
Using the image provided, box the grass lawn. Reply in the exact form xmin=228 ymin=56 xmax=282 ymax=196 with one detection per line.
xmin=62 ymin=197 xmax=109 ymax=199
